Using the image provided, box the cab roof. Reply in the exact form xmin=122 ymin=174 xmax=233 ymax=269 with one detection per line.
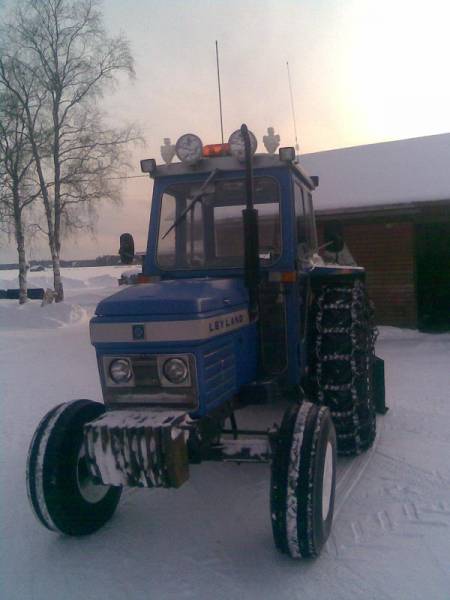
xmin=149 ymin=153 xmax=318 ymax=190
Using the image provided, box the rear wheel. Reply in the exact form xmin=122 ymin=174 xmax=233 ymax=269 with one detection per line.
xmin=270 ymin=401 xmax=337 ymax=558
xmin=309 ymin=279 xmax=377 ymax=455
xmin=26 ymin=399 xmax=122 ymax=535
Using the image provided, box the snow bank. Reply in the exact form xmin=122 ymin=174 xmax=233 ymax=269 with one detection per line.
xmin=0 ymin=300 xmax=87 ymax=329
xmin=86 ymin=274 xmax=118 ymax=287
xmin=0 ymin=265 xmax=123 ymax=330
xmin=0 ymin=272 xmax=86 ymax=289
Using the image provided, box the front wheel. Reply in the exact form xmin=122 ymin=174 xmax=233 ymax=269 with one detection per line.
xmin=270 ymin=401 xmax=337 ymax=558
xmin=26 ymin=399 xmax=122 ymax=535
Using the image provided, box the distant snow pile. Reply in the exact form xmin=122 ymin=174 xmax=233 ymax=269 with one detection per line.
xmin=0 ymin=300 xmax=87 ymax=330
xmin=0 ymin=265 xmax=124 ymax=330
xmin=86 ymin=274 xmax=118 ymax=287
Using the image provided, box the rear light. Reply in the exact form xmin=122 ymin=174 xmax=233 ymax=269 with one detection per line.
xmin=202 ymin=143 xmax=231 ymax=157
xmin=281 ymin=271 xmax=297 ymax=283
xmin=268 ymin=271 xmax=297 ymax=283
xmin=137 ymin=274 xmax=151 ymax=284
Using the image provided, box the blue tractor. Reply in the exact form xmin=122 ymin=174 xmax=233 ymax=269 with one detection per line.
xmin=26 ymin=126 xmax=386 ymax=558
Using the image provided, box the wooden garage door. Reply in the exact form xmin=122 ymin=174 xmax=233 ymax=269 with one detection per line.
xmin=343 ymin=221 xmax=417 ymax=328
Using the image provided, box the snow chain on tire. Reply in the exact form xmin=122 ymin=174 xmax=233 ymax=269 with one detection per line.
xmin=310 ymin=279 xmax=378 ymax=455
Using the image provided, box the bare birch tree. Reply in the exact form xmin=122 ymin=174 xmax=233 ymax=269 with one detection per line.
xmin=0 ymin=0 xmax=137 ymax=301
xmin=0 ymin=92 xmax=41 ymax=303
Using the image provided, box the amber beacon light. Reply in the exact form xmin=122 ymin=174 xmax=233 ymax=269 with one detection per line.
xmin=202 ymin=143 xmax=231 ymax=157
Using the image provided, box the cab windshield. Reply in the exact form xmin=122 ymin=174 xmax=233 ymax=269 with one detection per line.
xmin=157 ymin=177 xmax=281 ymax=269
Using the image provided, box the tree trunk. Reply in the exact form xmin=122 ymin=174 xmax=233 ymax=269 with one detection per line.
xmin=50 ymin=233 xmax=64 ymax=303
xmin=52 ymin=254 xmax=64 ymax=302
xmin=25 ymin=106 xmax=64 ymax=302
xmin=12 ymin=185 xmax=28 ymax=304
xmin=16 ymin=221 xmax=28 ymax=305
xmin=52 ymin=97 xmax=64 ymax=303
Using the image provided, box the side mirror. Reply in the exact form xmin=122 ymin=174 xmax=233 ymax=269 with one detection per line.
xmin=119 ymin=233 xmax=135 ymax=265
xmin=324 ymin=221 xmax=345 ymax=253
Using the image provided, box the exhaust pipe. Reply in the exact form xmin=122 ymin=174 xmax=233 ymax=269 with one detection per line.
xmin=241 ymin=123 xmax=260 ymax=320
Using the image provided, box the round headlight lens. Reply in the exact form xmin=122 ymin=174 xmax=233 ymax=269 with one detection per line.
xmin=163 ymin=358 xmax=189 ymax=384
xmin=175 ymin=133 xmax=203 ymax=164
xmin=228 ymin=128 xmax=257 ymax=162
xmin=109 ymin=358 xmax=132 ymax=383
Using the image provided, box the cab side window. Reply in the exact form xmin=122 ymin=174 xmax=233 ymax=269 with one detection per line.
xmin=305 ymin=191 xmax=318 ymax=250
xmin=294 ymin=183 xmax=312 ymax=259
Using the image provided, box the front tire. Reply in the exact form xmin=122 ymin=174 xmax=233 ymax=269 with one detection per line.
xmin=26 ymin=399 xmax=122 ymax=535
xmin=271 ymin=401 xmax=337 ymax=558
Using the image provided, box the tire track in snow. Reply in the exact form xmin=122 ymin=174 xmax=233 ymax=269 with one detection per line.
xmin=334 ymin=415 xmax=385 ymax=519
xmin=342 ymin=499 xmax=450 ymax=552
xmin=331 ymin=413 xmax=450 ymax=557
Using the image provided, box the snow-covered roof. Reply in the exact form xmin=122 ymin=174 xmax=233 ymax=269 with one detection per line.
xmin=299 ymin=133 xmax=450 ymax=213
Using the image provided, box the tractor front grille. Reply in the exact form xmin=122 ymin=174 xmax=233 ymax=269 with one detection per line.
xmin=100 ymin=354 xmax=198 ymax=410
xmin=202 ymin=341 xmax=236 ymax=408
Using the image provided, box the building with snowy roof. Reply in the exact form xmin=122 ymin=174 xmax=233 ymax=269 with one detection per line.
xmin=300 ymin=133 xmax=450 ymax=330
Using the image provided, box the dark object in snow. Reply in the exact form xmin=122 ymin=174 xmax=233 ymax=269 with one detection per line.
xmin=118 ymin=271 xmax=140 ymax=285
xmin=119 ymin=233 xmax=135 ymax=265
xmin=271 ymin=402 xmax=336 ymax=558
xmin=373 ymin=356 xmax=388 ymax=414
xmin=30 ymin=264 xmax=46 ymax=272
xmin=41 ymin=288 xmax=55 ymax=306
xmin=26 ymin=400 xmax=121 ymax=535
xmin=4 ymin=288 xmax=44 ymax=300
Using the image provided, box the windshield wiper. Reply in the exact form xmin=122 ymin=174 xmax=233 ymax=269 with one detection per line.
xmin=162 ymin=169 xmax=220 ymax=240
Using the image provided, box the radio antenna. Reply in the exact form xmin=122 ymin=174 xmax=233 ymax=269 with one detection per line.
xmin=215 ymin=41 xmax=224 ymax=143
xmin=286 ymin=61 xmax=299 ymax=152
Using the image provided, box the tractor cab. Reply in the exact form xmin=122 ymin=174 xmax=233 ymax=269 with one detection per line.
xmin=144 ymin=152 xmax=318 ymax=278
xmin=114 ymin=135 xmax=325 ymax=396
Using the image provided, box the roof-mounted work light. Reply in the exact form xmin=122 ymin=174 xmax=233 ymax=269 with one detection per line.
xmin=279 ymin=147 xmax=296 ymax=162
xmin=175 ymin=133 xmax=203 ymax=164
xmin=228 ymin=128 xmax=257 ymax=162
xmin=140 ymin=158 xmax=156 ymax=174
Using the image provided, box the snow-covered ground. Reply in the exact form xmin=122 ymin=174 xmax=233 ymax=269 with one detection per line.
xmin=1 ymin=266 xmax=449 ymax=600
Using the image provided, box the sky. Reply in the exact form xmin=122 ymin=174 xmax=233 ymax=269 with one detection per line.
xmin=1 ymin=0 xmax=450 ymax=262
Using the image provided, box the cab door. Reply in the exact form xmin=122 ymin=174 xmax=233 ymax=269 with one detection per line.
xmin=294 ymin=181 xmax=317 ymax=380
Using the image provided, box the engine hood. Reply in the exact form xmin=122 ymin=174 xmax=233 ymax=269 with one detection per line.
xmin=95 ymin=278 xmax=249 ymax=318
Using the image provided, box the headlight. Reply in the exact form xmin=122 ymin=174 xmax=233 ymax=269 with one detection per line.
xmin=163 ymin=358 xmax=189 ymax=384
xmin=109 ymin=358 xmax=132 ymax=383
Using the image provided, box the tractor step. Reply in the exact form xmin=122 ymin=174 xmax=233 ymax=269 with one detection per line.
xmin=205 ymin=437 xmax=272 ymax=463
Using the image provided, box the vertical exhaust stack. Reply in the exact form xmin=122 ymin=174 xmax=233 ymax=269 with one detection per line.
xmin=240 ymin=123 xmax=260 ymax=321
